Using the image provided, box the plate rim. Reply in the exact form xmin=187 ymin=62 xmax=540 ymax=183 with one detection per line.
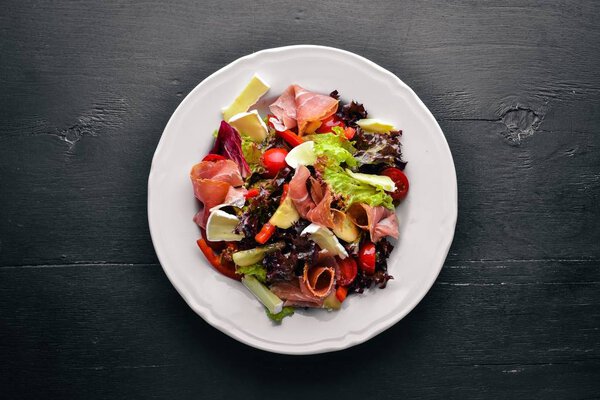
xmin=148 ymin=44 xmax=458 ymax=355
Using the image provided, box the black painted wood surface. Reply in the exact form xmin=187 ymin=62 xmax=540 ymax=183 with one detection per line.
xmin=1 ymin=1 xmax=599 ymax=398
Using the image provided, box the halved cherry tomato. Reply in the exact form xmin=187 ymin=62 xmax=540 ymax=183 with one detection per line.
xmin=336 ymin=286 xmax=348 ymax=302
xmin=196 ymin=238 xmax=240 ymax=280
xmin=245 ymin=188 xmax=260 ymax=199
xmin=202 ymin=154 xmax=226 ymax=162
xmin=358 ymin=242 xmax=376 ymax=275
xmin=262 ymin=148 xmax=288 ymax=178
xmin=381 ymin=167 xmax=409 ymax=201
xmin=337 ymin=256 xmax=358 ymax=286
xmin=316 ymin=115 xmax=345 ymax=133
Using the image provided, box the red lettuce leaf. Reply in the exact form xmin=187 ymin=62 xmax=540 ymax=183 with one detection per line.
xmin=210 ymin=121 xmax=251 ymax=177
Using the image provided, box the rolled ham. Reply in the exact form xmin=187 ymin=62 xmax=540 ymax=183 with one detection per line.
xmin=302 ymin=264 xmax=335 ymax=298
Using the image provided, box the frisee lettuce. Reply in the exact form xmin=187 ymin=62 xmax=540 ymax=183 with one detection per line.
xmin=323 ymin=166 xmax=394 ymax=209
xmin=240 ymin=133 xmax=265 ymax=174
xmin=235 ymin=263 xmax=267 ymax=283
xmin=265 ymin=306 xmax=295 ymax=323
xmin=309 ymin=128 xmax=357 ymax=167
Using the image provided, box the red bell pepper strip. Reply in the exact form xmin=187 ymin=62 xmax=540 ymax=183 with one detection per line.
xmin=344 ymin=127 xmax=356 ymax=140
xmin=276 ymin=129 xmax=304 ymax=147
xmin=196 ymin=238 xmax=240 ymax=280
xmin=255 ymin=222 xmax=276 ymax=244
xmin=336 ymin=286 xmax=348 ymax=302
xmin=280 ymin=183 xmax=290 ymax=204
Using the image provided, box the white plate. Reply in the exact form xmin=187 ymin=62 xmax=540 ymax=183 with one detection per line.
xmin=148 ymin=45 xmax=457 ymax=355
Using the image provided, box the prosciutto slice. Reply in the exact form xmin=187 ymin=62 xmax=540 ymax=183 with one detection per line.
xmin=347 ymin=203 xmax=399 ymax=243
xmin=289 ymin=167 xmax=336 ymax=229
xmin=190 ymin=159 xmax=245 ymax=228
xmin=302 ymin=265 xmax=335 ymax=298
xmin=269 ymin=85 xmax=297 ymax=130
xmin=270 ymin=280 xmax=324 ymax=308
xmin=306 ymin=177 xmax=335 ymax=229
xmin=190 ymin=159 xmax=244 ymax=186
xmin=191 ymin=179 xmax=231 ymax=229
xmin=269 ymin=85 xmax=338 ymax=135
xmin=288 ymin=165 xmax=316 ymax=218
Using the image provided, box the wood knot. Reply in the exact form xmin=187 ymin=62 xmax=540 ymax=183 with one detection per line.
xmin=500 ymin=107 xmax=542 ymax=146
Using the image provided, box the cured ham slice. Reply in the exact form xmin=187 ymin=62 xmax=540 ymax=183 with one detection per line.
xmin=191 ymin=179 xmax=231 ymax=229
xmin=190 ymin=159 xmax=244 ymax=187
xmin=269 ymin=85 xmax=338 ymax=135
xmin=294 ymin=85 xmax=338 ymax=135
xmin=306 ymin=178 xmax=335 ymax=229
xmin=347 ymin=203 xmax=399 ymax=242
xmin=289 ymin=167 xmax=336 ymax=228
xmin=224 ymin=186 xmax=247 ymax=208
xmin=302 ymin=264 xmax=335 ymax=298
xmin=190 ymin=159 xmax=246 ymax=228
xmin=270 ymin=280 xmax=324 ymax=308
xmin=288 ymin=165 xmax=315 ymax=218
xmin=269 ymin=86 xmax=297 ymax=130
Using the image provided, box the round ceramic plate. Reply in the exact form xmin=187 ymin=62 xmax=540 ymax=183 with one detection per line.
xmin=148 ymin=45 xmax=457 ymax=355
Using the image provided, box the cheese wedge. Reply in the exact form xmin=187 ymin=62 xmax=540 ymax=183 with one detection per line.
xmin=228 ymin=110 xmax=268 ymax=142
xmin=222 ymin=74 xmax=270 ymax=121
xmin=356 ymin=118 xmax=396 ymax=133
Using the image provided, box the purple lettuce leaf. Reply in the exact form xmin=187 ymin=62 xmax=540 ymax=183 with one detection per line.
xmin=210 ymin=120 xmax=251 ymax=177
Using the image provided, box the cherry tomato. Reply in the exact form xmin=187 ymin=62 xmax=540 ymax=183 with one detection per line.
xmin=262 ymin=148 xmax=288 ymax=178
xmin=202 ymin=154 xmax=226 ymax=162
xmin=337 ymin=256 xmax=358 ymax=286
xmin=358 ymin=242 xmax=376 ymax=275
xmin=381 ymin=167 xmax=409 ymax=201
xmin=316 ymin=115 xmax=345 ymax=133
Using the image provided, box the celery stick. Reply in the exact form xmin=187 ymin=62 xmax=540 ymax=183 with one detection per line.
xmin=241 ymin=276 xmax=283 ymax=314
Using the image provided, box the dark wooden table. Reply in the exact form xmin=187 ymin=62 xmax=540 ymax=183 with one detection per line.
xmin=2 ymin=1 xmax=599 ymax=398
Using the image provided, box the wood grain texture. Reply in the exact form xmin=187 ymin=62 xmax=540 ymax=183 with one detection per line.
xmin=1 ymin=0 xmax=599 ymax=398
xmin=1 ymin=262 xmax=598 ymax=399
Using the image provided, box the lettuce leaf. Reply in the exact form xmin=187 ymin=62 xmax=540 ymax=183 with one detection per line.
xmin=353 ymin=129 xmax=406 ymax=170
xmin=240 ymin=133 xmax=265 ymax=174
xmin=323 ymin=166 xmax=394 ymax=209
xmin=211 ymin=121 xmax=251 ymax=177
xmin=235 ymin=263 xmax=267 ymax=283
xmin=309 ymin=128 xmax=357 ymax=167
xmin=265 ymin=306 xmax=295 ymax=323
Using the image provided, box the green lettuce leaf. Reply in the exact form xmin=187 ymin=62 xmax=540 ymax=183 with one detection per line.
xmin=240 ymin=133 xmax=265 ymax=174
xmin=235 ymin=263 xmax=267 ymax=283
xmin=265 ymin=306 xmax=295 ymax=323
xmin=309 ymin=128 xmax=357 ymax=167
xmin=323 ymin=166 xmax=394 ymax=209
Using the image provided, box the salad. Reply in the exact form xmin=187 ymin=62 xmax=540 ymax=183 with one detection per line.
xmin=190 ymin=75 xmax=409 ymax=322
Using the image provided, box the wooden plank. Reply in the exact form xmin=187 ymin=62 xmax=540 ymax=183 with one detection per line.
xmin=0 ymin=261 xmax=598 ymax=398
